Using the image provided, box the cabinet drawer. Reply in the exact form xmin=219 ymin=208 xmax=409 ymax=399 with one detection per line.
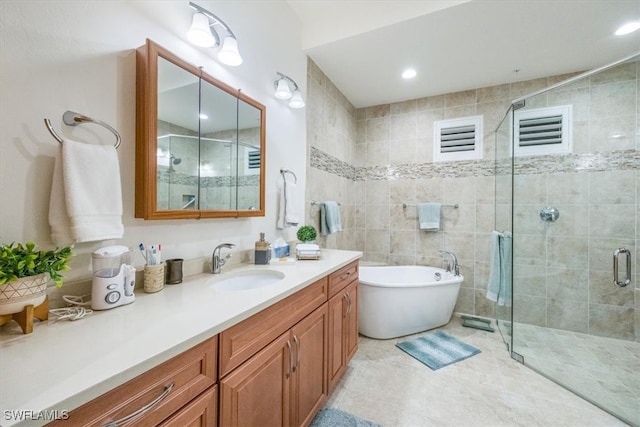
xmin=219 ymin=277 xmax=327 ymax=377
xmin=48 ymin=337 xmax=217 ymax=427
xmin=328 ymin=261 xmax=358 ymax=298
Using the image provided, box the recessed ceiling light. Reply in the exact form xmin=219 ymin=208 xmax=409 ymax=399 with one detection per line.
xmin=402 ymin=69 xmax=417 ymax=79
xmin=199 ymin=113 xmax=209 ymax=120
xmin=615 ymin=21 xmax=640 ymax=36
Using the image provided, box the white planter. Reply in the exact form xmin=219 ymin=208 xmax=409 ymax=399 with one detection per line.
xmin=0 ymin=273 xmax=49 ymax=315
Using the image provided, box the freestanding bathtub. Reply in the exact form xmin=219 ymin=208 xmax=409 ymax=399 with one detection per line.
xmin=358 ymin=265 xmax=464 ymax=339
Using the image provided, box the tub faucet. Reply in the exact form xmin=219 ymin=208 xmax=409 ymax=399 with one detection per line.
xmin=439 ymin=250 xmax=460 ymax=276
xmin=211 ymin=243 xmax=236 ymax=274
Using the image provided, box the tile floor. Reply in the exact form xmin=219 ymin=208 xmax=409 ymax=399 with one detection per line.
xmin=513 ymin=322 xmax=640 ymax=425
xmin=325 ymin=315 xmax=629 ymax=426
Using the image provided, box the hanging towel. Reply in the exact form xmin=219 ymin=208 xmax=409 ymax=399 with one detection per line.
xmin=49 ymin=139 xmax=124 ymax=245
xmin=417 ymin=203 xmax=441 ymax=230
xmin=320 ymin=201 xmax=342 ymax=235
xmin=48 ymin=150 xmax=74 ymax=246
xmin=486 ymin=231 xmax=512 ymax=306
xmin=277 ymin=173 xmax=299 ymax=229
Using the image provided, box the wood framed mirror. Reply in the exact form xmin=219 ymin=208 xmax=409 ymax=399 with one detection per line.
xmin=135 ymin=39 xmax=265 ymax=219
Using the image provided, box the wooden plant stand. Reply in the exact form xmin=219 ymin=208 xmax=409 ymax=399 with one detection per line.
xmin=0 ymin=295 xmax=49 ymax=334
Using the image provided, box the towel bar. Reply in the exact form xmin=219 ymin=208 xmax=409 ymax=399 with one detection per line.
xmin=45 ymin=110 xmax=121 ymax=149
xmin=403 ymin=203 xmax=458 ymax=209
xmin=310 ymin=200 xmax=341 ymax=206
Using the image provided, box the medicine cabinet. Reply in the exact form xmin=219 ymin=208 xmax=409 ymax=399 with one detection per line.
xmin=135 ymin=39 xmax=265 ymax=219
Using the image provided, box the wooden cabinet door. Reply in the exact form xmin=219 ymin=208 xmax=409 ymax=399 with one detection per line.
xmin=159 ymin=386 xmax=217 ymax=427
xmin=327 ymin=291 xmax=346 ymax=394
xmin=219 ymin=332 xmax=291 ymax=427
xmin=344 ymin=280 xmax=359 ymax=364
xmin=290 ymin=305 xmax=328 ymax=427
xmin=327 ymin=278 xmax=359 ymax=395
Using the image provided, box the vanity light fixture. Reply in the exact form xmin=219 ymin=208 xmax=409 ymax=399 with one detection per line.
xmin=274 ymin=72 xmax=305 ymax=109
xmin=187 ymin=2 xmax=243 ymax=66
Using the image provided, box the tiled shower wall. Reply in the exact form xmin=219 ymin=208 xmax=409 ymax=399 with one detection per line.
xmin=305 ymin=59 xmax=359 ymax=251
xmin=306 ymin=58 xmax=639 ymax=333
xmin=510 ymin=61 xmax=639 ymax=342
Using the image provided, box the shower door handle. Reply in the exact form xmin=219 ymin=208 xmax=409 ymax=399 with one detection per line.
xmin=613 ymin=248 xmax=631 ymax=287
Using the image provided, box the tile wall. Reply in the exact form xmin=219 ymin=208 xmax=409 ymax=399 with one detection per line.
xmin=306 ymin=58 xmax=639 ymax=340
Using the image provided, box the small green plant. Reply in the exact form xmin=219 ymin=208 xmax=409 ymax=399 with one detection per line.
xmin=0 ymin=242 xmax=73 ymax=287
xmin=296 ymin=225 xmax=317 ymax=243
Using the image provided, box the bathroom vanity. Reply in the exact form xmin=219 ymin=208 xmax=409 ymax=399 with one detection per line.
xmin=0 ymin=250 xmax=360 ymax=427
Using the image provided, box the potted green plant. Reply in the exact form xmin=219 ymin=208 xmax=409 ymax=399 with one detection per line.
xmin=296 ymin=225 xmax=318 ymax=243
xmin=0 ymin=242 xmax=72 ymax=316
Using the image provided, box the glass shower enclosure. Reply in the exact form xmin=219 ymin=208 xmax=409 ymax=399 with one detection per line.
xmin=496 ymin=52 xmax=639 ymax=425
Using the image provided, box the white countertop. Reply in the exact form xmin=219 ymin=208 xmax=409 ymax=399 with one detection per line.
xmin=0 ymin=249 xmax=361 ymax=427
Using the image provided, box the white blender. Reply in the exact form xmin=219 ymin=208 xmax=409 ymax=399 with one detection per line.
xmin=91 ymin=245 xmax=136 ymax=310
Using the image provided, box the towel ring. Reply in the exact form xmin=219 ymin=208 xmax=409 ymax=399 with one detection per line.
xmin=44 ymin=110 xmax=121 ymax=149
xmin=280 ymin=169 xmax=297 ymax=184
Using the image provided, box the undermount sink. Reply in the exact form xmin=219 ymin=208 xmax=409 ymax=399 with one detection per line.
xmin=208 ymin=269 xmax=285 ymax=291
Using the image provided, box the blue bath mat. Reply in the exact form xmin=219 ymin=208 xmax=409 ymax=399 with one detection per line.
xmin=310 ymin=407 xmax=381 ymax=427
xmin=396 ymin=330 xmax=481 ymax=370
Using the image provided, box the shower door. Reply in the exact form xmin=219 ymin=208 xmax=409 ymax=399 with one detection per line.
xmin=507 ymin=54 xmax=639 ymax=425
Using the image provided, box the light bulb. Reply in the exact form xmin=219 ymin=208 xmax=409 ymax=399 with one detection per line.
xmin=218 ymin=36 xmax=243 ymax=66
xmin=615 ymin=21 xmax=640 ymax=36
xmin=187 ymin=13 xmax=215 ymax=47
xmin=274 ymin=79 xmax=293 ymax=100
xmin=288 ymin=90 xmax=305 ymax=109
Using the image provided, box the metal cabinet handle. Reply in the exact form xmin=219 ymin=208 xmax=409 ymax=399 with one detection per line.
xmin=613 ymin=248 xmax=631 ymax=287
xmin=343 ymin=294 xmax=348 ymax=318
xmin=346 ymin=292 xmax=352 ymax=315
xmin=293 ymin=335 xmax=300 ymax=372
xmin=285 ymin=340 xmax=293 ymax=378
xmin=103 ymin=382 xmax=174 ymax=427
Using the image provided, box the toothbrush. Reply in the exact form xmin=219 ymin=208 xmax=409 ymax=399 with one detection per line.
xmin=138 ymin=243 xmax=147 ymax=263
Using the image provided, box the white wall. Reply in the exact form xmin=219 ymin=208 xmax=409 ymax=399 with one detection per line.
xmin=0 ymin=1 xmax=307 ymax=282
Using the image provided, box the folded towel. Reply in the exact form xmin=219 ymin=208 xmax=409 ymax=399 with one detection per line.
xmin=417 ymin=203 xmax=441 ymax=230
xmin=320 ymin=201 xmax=342 ymax=235
xmin=51 ymin=139 xmax=124 ymax=244
xmin=296 ymin=243 xmax=320 ymax=252
xmin=277 ymin=174 xmax=299 ymax=229
xmin=48 ymin=149 xmax=74 ymax=246
xmin=486 ymin=231 xmax=512 ymax=306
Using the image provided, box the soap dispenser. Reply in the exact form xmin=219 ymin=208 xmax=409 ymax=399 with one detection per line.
xmin=254 ymin=232 xmax=271 ymax=265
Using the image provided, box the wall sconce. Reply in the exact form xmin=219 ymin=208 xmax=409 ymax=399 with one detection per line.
xmin=187 ymin=2 xmax=243 ymax=67
xmin=274 ymin=72 xmax=305 ymax=109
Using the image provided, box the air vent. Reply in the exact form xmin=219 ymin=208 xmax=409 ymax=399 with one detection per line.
xmin=434 ymin=116 xmax=483 ymax=162
xmin=514 ymin=105 xmax=572 ymax=156
xmin=244 ymin=148 xmax=260 ymax=175
xmin=247 ymin=150 xmax=260 ymax=169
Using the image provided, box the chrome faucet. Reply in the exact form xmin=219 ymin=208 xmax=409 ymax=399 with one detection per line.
xmin=439 ymin=250 xmax=460 ymax=276
xmin=211 ymin=243 xmax=236 ymax=274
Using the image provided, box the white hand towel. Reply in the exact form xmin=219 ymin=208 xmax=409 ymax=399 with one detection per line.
xmin=48 ymin=149 xmax=74 ymax=246
xmin=320 ymin=201 xmax=342 ymax=235
xmin=277 ymin=174 xmax=300 ymax=229
xmin=61 ymin=139 xmax=124 ymax=243
xmin=418 ymin=203 xmax=441 ymax=230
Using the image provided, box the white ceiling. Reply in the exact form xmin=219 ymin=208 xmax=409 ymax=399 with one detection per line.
xmin=286 ymin=0 xmax=640 ymax=108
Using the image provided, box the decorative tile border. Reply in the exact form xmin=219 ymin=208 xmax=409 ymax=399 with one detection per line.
xmin=309 ymin=146 xmax=356 ymax=179
xmin=514 ymin=149 xmax=640 ymax=175
xmin=158 ymin=171 xmax=259 ymax=187
xmin=310 ymin=146 xmax=640 ymax=181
